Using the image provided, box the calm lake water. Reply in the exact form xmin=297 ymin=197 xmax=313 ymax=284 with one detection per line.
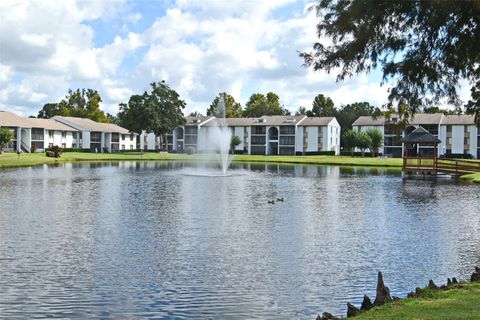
xmin=0 ymin=161 xmax=479 ymax=319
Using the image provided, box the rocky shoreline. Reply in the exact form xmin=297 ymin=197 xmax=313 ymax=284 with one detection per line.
xmin=316 ymin=267 xmax=480 ymax=319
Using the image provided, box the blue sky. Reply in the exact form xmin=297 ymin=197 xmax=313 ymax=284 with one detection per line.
xmin=0 ymin=0 xmax=431 ymax=117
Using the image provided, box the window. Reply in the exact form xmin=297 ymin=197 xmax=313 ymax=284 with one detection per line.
xmin=112 ymin=133 xmax=119 ymax=143
xmin=122 ymin=145 xmax=125 ymax=150
xmin=279 ymin=136 xmax=295 ymax=145
xmin=447 ymin=137 xmax=452 ymax=145
xmin=280 ymin=126 xmax=295 ymax=135
xmin=48 ymin=130 xmax=54 ymax=138
xmin=31 ymin=128 xmax=44 ymax=140
xmin=252 ymin=126 xmax=266 ymax=135
xmin=130 ymin=133 xmax=134 ymax=140
xmin=465 ymin=125 xmax=469 ymax=133
xmin=464 ymin=137 xmax=470 ymax=145
xmin=251 ymin=136 xmax=266 ymax=145
xmin=62 ymin=143 xmax=66 ymax=148
xmin=48 ymin=143 xmax=53 ymax=148
xmin=185 ymin=136 xmax=197 ymax=144
xmin=91 ymin=132 xmax=102 ymax=142
xmin=62 ymin=131 xmax=66 ymax=138
xmin=446 ymin=125 xmax=452 ymax=133
xmin=185 ymin=126 xmax=198 ymax=134
xmin=122 ymin=134 xmax=126 ymax=141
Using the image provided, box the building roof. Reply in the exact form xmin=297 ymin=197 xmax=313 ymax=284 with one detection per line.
xmin=441 ymin=115 xmax=475 ymax=125
xmin=251 ymin=115 xmax=306 ymax=126
xmin=202 ymin=117 xmax=258 ymax=127
xmin=352 ymin=116 xmax=387 ymax=126
xmin=184 ymin=116 xmax=213 ymax=126
xmin=0 ymin=110 xmax=35 ymax=128
xmin=400 ymin=126 xmax=441 ymax=144
xmin=409 ymin=113 xmax=444 ymax=125
xmin=27 ymin=118 xmax=78 ymax=131
xmin=53 ymin=116 xmax=130 ymax=133
xmin=353 ymin=113 xmax=445 ymax=126
xmin=297 ymin=117 xmax=334 ymax=126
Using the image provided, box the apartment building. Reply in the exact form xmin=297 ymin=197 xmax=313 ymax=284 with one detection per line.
xmin=353 ymin=113 xmax=479 ymax=158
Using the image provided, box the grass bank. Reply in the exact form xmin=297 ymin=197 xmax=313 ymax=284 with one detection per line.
xmin=355 ymin=282 xmax=480 ymax=320
xmin=0 ymin=152 xmax=404 ymax=169
xmin=459 ymin=172 xmax=480 ymax=183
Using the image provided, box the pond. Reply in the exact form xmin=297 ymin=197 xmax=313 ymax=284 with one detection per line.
xmin=0 ymin=162 xmax=479 ymax=319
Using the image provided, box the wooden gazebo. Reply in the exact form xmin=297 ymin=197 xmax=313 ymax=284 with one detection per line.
xmin=400 ymin=126 xmax=441 ymax=174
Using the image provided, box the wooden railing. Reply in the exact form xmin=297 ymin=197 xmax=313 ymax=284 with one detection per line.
xmin=403 ymin=156 xmax=480 ymax=175
xmin=435 ymin=158 xmax=480 ymax=175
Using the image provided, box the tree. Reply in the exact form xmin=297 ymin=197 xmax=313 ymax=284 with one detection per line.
xmin=296 ymin=106 xmax=308 ymax=115
xmin=301 ymin=1 xmax=480 ymax=122
xmin=207 ymin=92 xmax=243 ymax=118
xmin=423 ymin=106 xmax=460 ymax=115
xmin=117 ymin=93 xmax=150 ymax=134
xmin=243 ymin=92 xmax=284 ymax=117
xmin=356 ymin=131 xmax=372 ymax=158
xmin=365 ymin=128 xmax=383 ymax=157
xmin=0 ymin=127 xmax=14 ymax=154
xmin=230 ymin=136 xmax=241 ymax=154
xmin=307 ymin=94 xmax=336 ymax=117
xmin=37 ymin=89 xmax=110 ymax=123
xmin=342 ymin=129 xmax=358 ymax=156
xmin=189 ymin=111 xmax=204 ymax=117
xmin=336 ymin=102 xmax=381 ymax=146
xmin=117 ymin=81 xmax=186 ymax=150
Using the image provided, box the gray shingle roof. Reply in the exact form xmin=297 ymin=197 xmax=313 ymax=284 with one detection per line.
xmin=441 ymin=115 xmax=475 ymax=125
xmin=0 ymin=110 xmax=35 ymax=127
xmin=400 ymin=127 xmax=441 ymax=144
xmin=53 ymin=116 xmax=131 ymax=133
xmin=297 ymin=117 xmax=334 ymax=126
xmin=27 ymin=118 xmax=78 ymax=131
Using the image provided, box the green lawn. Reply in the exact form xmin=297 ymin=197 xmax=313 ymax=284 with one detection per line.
xmin=0 ymin=151 xmax=404 ymax=169
xmin=459 ymin=172 xmax=480 ymax=183
xmin=355 ymin=282 xmax=480 ymax=320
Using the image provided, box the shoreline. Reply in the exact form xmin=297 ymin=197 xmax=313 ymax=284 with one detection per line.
xmin=318 ymin=268 xmax=480 ymax=320
xmin=0 ymin=152 xmax=478 ymax=182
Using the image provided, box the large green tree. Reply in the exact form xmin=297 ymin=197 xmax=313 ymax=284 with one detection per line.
xmin=336 ymin=102 xmax=380 ymax=142
xmin=307 ymin=94 xmax=336 ymax=117
xmin=37 ymin=89 xmax=110 ymax=123
xmin=0 ymin=127 xmax=14 ymax=154
xmin=301 ymin=1 xmax=480 ymax=122
xmin=117 ymin=81 xmax=186 ymax=150
xmin=243 ymin=92 xmax=285 ymax=117
xmin=207 ymin=92 xmax=243 ymax=118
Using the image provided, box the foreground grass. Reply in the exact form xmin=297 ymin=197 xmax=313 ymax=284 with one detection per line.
xmin=355 ymin=282 xmax=480 ymax=320
xmin=0 ymin=152 xmax=404 ymax=169
xmin=459 ymin=172 xmax=480 ymax=183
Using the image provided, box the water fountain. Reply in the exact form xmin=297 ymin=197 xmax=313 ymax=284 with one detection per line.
xmin=207 ymin=96 xmax=233 ymax=175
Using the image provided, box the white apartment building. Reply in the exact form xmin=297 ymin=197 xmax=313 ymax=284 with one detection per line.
xmin=53 ymin=116 xmax=137 ymax=152
xmin=353 ymin=113 xmax=479 ymax=158
xmin=0 ymin=110 xmax=135 ymax=153
xmin=140 ymin=115 xmax=341 ymax=155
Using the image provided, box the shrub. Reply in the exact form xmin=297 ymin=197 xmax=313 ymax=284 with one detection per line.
xmin=233 ymin=150 xmax=244 ymax=155
xmin=62 ymin=148 xmax=91 ymax=153
xmin=47 ymin=145 xmax=63 ymax=158
xmin=295 ymin=151 xmax=336 ymax=156
xmin=185 ymin=146 xmax=196 ymax=155
xmin=45 ymin=151 xmax=55 ymax=157
xmin=445 ymin=153 xmax=473 ymax=159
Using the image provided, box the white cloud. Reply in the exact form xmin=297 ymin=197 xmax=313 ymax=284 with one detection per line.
xmin=0 ymin=0 xmax=412 ymax=118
